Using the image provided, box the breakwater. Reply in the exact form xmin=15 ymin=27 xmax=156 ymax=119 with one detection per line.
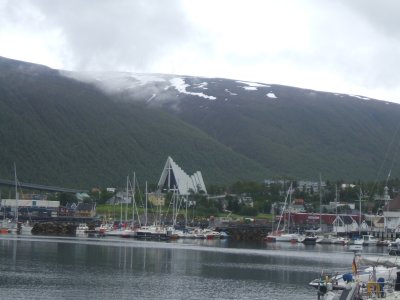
xmin=31 ymin=222 xmax=77 ymax=235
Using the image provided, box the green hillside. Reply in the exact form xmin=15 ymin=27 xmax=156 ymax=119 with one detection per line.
xmin=2 ymin=56 xmax=400 ymax=189
xmin=174 ymin=79 xmax=400 ymax=181
xmin=0 ymin=57 xmax=270 ymax=188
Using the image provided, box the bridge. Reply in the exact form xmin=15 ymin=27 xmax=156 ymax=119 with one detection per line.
xmin=0 ymin=178 xmax=88 ymax=194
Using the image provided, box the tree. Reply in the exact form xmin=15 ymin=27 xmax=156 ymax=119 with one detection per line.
xmin=226 ymin=195 xmax=240 ymax=214
xmin=58 ymin=192 xmax=78 ymax=206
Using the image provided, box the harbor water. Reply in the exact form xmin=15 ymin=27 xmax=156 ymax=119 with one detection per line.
xmin=0 ymin=235 xmax=388 ymax=299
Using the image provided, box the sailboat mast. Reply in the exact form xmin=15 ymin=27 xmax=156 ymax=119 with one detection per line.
xmin=145 ymin=181 xmax=148 ymax=227
xmin=359 ymin=187 xmax=362 ymax=236
xmin=319 ymin=174 xmax=322 ymax=231
xmin=120 ymin=192 xmax=123 ymax=227
xmin=335 ymin=184 xmax=338 ymax=233
xmin=125 ymin=175 xmax=129 ymax=223
xmin=132 ymin=172 xmax=136 ymax=227
xmin=185 ymin=196 xmax=188 ymax=228
xmin=275 ymin=186 xmax=290 ymax=232
xmin=14 ymin=163 xmax=18 ymax=224
xmin=288 ymin=183 xmax=292 ymax=233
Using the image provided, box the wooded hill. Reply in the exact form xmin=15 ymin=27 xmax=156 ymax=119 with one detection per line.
xmin=1 ymin=56 xmax=400 ymax=189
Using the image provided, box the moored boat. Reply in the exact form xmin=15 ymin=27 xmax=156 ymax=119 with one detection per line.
xmin=311 ymin=254 xmax=400 ymax=299
xmin=203 ymin=229 xmax=220 ymax=239
xmin=275 ymin=233 xmax=298 ymax=242
xmin=298 ymin=231 xmax=318 ymax=244
xmin=388 ymin=238 xmax=400 ymax=256
xmin=354 ymin=234 xmax=378 ymax=246
xmin=0 ymin=218 xmax=10 ymax=234
xmin=316 ymin=233 xmax=348 ymax=245
xmin=76 ymin=223 xmax=89 ymax=235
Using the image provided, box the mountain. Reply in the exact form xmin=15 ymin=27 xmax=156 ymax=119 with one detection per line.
xmin=0 ymin=56 xmax=269 ymax=188
xmin=68 ymin=69 xmax=400 ymax=182
xmin=1 ymin=56 xmax=400 ymax=189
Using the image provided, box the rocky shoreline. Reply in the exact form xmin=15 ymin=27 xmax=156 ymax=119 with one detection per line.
xmin=31 ymin=222 xmax=77 ymax=235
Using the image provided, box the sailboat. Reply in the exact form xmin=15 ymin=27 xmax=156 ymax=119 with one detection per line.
xmin=0 ymin=189 xmax=9 ymax=233
xmin=8 ymin=164 xmax=21 ymax=234
xmin=316 ymin=185 xmax=348 ymax=245
xmin=135 ymin=181 xmax=157 ymax=239
xmin=265 ymin=184 xmax=298 ymax=242
xmin=121 ymin=174 xmax=139 ymax=238
xmin=105 ymin=174 xmax=137 ymax=237
xmin=0 ymin=205 xmax=9 ymax=234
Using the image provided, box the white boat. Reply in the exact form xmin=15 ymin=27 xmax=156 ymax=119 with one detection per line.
xmin=316 ymin=233 xmax=348 ymax=245
xmin=95 ymin=223 xmax=113 ymax=234
xmin=135 ymin=226 xmax=156 ymax=239
xmin=354 ymin=234 xmax=378 ymax=246
xmin=388 ymin=238 xmax=400 ymax=256
xmin=265 ymin=184 xmax=296 ymax=242
xmin=21 ymin=222 xmax=33 ymax=234
xmin=76 ymin=223 xmax=89 ymax=235
xmin=104 ymin=228 xmax=126 ymax=237
xmin=275 ymin=233 xmax=298 ymax=242
xmin=121 ymin=228 xmax=137 ymax=238
xmin=203 ymin=229 xmax=220 ymax=239
xmin=348 ymin=244 xmax=363 ymax=252
xmin=192 ymin=228 xmax=206 ymax=239
xmin=298 ymin=231 xmax=318 ymax=244
xmin=311 ymin=254 xmax=400 ymax=299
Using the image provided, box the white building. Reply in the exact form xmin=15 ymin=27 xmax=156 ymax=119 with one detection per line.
xmin=157 ymin=156 xmax=207 ymax=195
xmin=1 ymin=199 xmax=60 ymax=209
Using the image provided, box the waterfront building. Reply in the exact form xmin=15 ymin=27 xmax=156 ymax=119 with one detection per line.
xmin=1 ymin=198 xmax=60 ymax=218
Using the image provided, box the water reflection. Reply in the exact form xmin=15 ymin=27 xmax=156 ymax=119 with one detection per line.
xmin=0 ymin=235 xmax=384 ymax=299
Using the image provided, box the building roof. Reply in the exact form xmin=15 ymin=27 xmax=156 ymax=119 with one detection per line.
xmin=157 ymin=156 xmax=207 ymax=195
xmin=341 ymin=215 xmax=356 ymax=225
xmin=76 ymin=203 xmax=95 ymax=211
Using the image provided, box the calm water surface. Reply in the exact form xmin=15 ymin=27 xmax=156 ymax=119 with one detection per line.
xmin=0 ymin=235 xmax=387 ymax=299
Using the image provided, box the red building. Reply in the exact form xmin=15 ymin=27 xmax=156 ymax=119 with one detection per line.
xmin=278 ymin=212 xmax=361 ymax=227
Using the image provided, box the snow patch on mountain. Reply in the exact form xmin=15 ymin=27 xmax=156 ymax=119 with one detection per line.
xmin=225 ymin=89 xmax=238 ymax=96
xmin=242 ymin=86 xmax=258 ymax=91
xmin=349 ymin=94 xmax=370 ymax=100
xmin=266 ymin=92 xmax=277 ymax=99
xmin=169 ymin=78 xmax=217 ymax=100
xmin=237 ymin=80 xmax=271 ymax=91
xmin=193 ymin=82 xmax=209 ymax=90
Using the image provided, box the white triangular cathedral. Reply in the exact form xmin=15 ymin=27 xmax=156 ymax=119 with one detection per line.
xmin=157 ymin=156 xmax=207 ymax=195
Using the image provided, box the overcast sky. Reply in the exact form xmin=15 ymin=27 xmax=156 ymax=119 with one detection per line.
xmin=1 ymin=0 xmax=400 ymax=102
